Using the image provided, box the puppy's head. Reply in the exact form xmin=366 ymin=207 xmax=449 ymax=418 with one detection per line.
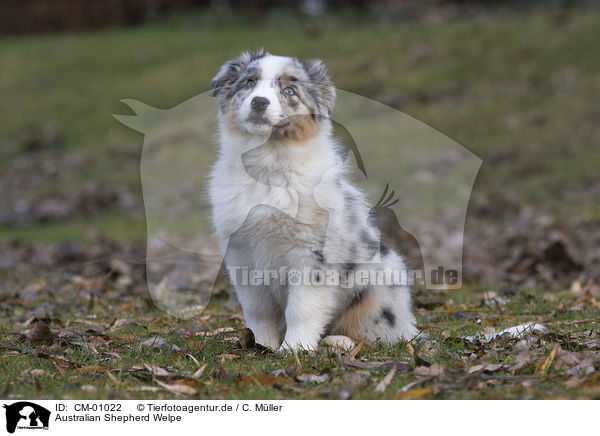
xmin=211 ymin=49 xmax=335 ymax=142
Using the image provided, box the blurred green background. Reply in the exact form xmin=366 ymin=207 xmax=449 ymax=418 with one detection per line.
xmin=1 ymin=1 xmax=599 ymax=284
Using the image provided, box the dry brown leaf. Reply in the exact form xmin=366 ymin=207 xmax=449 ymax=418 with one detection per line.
xmin=140 ymin=336 xmax=167 ymax=348
xmin=26 ymin=321 xmax=56 ymax=345
xmin=153 ymin=377 xmax=196 ymax=395
xmin=201 ymin=327 xmax=236 ymax=336
xmin=237 ymin=374 xmax=289 ymax=386
xmin=554 ymin=350 xmax=580 ymax=370
xmin=106 ymin=370 xmax=120 ymax=385
xmin=581 ymin=369 xmax=600 ymax=388
xmin=468 ymin=364 xmax=484 ymax=374
xmin=341 ymin=357 xmax=406 ymax=372
xmin=144 ymin=363 xmax=170 ymax=377
xmin=297 ymin=372 xmax=329 ymax=383
xmin=537 ymin=346 xmax=558 ymax=376
xmin=510 ymin=351 xmax=535 ymax=373
xmin=33 ymin=374 xmax=41 ymax=391
xmin=109 ymin=318 xmax=133 ymax=330
xmin=337 ymin=370 xmax=371 ymax=400
xmin=374 ymin=364 xmax=397 ymax=393
xmin=81 ymin=385 xmax=97 ymax=393
xmin=78 ymin=365 xmax=106 ymax=373
xmin=140 ymin=336 xmax=180 ymax=351
xmin=349 ymin=340 xmax=365 ymax=359
xmin=564 ymin=375 xmax=585 ymax=388
xmin=186 ymin=354 xmax=201 ymax=367
xmin=38 ymin=353 xmax=78 ymax=368
xmin=193 ymin=364 xmax=207 ymax=379
xmin=238 ymin=328 xmax=256 ymax=348
xmin=394 ymin=387 xmax=432 ymax=399
xmin=413 ymin=363 xmax=444 ymax=378
xmin=482 ymin=363 xmax=503 ymax=373
xmin=570 ymin=279 xmax=583 ymax=296
xmin=218 ymin=354 xmax=239 ymax=363
xmin=115 ymin=301 xmax=135 ymax=313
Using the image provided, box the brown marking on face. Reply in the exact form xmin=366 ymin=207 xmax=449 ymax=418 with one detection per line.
xmin=279 ymin=73 xmax=298 ymax=87
xmin=276 ymin=114 xmax=318 ymax=144
xmin=268 ymin=70 xmax=321 ymax=144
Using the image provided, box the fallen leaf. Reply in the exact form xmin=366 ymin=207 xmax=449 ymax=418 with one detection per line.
xmin=153 ymin=378 xmax=196 ymax=395
xmin=106 ymin=370 xmax=120 ymax=385
xmin=554 ymin=349 xmax=580 ymax=370
xmin=374 ymin=364 xmax=397 ymax=393
xmin=193 ymin=364 xmax=207 ymax=379
xmin=26 ymin=321 xmax=56 ymax=345
xmin=238 ymin=328 xmax=256 ymax=348
xmin=297 ymin=372 xmax=329 ymax=383
xmin=81 ymin=385 xmax=97 ymax=393
xmin=510 ymin=351 xmax=535 ymax=373
xmin=140 ymin=336 xmax=180 ymax=351
xmin=413 ymin=363 xmax=444 ymax=378
xmin=78 ymin=365 xmax=106 ymax=373
xmin=482 ymin=363 xmax=503 ymax=373
xmin=38 ymin=353 xmax=78 ymax=368
xmin=144 ymin=363 xmax=170 ymax=377
xmin=115 ymin=301 xmax=135 ymax=313
xmin=464 ymin=323 xmax=547 ymax=342
xmin=394 ymin=387 xmax=432 ymax=399
xmin=349 ymin=340 xmax=365 ymax=359
xmin=337 ymin=370 xmax=371 ymax=400
xmin=218 ymin=354 xmax=239 ymax=363
xmin=201 ymin=327 xmax=236 ymax=336
xmin=237 ymin=374 xmax=289 ymax=386
xmin=468 ymin=364 xmax=484 ymax=374
xmin=537 ymin=346 xmax=558 ymax=376
xmin=581 ymin=369 xmax=600 ymax=388
xmin=564 ymin=375 xmax=584 ymax=388
xmin=341 ymin=356 xmax=407 ymax=372
xmin=186 ymin=354 xmax=201 ymax=367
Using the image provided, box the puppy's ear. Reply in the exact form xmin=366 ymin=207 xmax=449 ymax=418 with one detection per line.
xmin=302 ymin=58 xmax=336 ymax=115
xmin=210 ymin=48 xmax=265 ymax=97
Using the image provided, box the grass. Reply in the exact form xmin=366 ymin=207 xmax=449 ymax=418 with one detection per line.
xmin=1 ymin=8 xmax=600 ymax=399
xmin=1 ymin=277 xmax=599 ymax=399
xmin=1 ymin=8 xmax=600 ymax=242
xmin=0 ymin=210 xmax=147 ymax=242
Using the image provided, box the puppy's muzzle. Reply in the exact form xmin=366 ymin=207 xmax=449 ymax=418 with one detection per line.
xmin=251 ymin=96 xmax=270 ymax=113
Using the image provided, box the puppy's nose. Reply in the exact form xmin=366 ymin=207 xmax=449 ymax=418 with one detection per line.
xmin=251 ymin=96 xmax=270 ymax=112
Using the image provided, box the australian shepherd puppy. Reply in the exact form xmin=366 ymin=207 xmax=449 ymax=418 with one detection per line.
xmin=209 ymin=49 xmax=417 ymax=351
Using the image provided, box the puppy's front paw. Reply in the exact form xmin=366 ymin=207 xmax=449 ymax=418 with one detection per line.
xmin=279 ymin=338 xmax=318 ymax=353
xmin=321 ymin=335 xmax=356 ymax=351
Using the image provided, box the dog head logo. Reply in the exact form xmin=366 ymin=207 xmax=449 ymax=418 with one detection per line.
xmin=3 ymin=402 xmax=50 ymax=433
xmin=114 ymin=54 xmax=481 ymax=318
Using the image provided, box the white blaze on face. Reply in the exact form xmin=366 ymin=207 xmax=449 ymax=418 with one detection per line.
xmin=238 ymin=55 xmax=290 ymax=134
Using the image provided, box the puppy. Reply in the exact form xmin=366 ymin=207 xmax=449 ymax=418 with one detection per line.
xmin=209 ymin=49 xmax=418 ymax=350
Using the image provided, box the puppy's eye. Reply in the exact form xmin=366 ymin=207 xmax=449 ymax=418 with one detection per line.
xmin=283 ymin=87 xmax=296 ymax=97
xmin=245 ymin=78 xmax=256 ymax=88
